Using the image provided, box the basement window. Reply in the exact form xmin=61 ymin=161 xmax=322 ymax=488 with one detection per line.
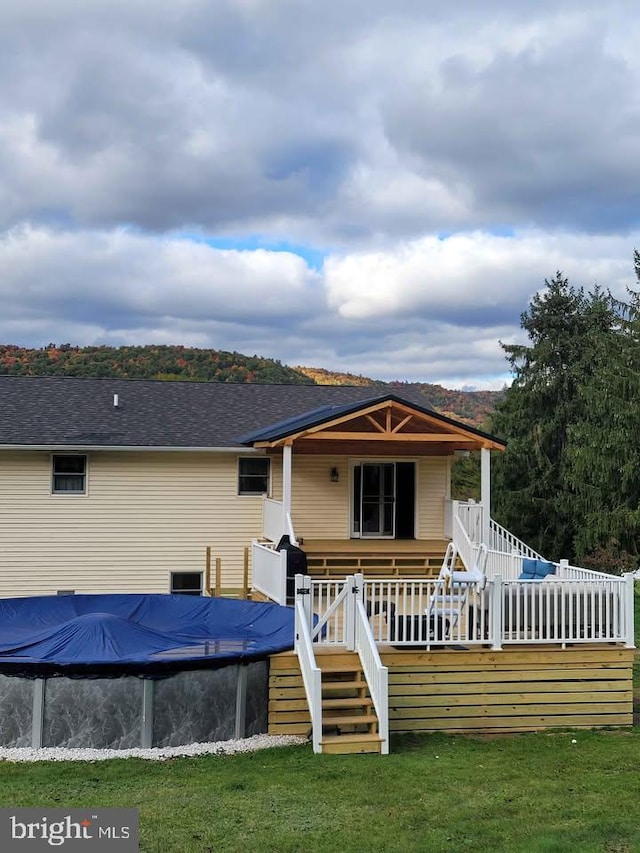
xmin=170 ymin=572 xmax=203 ymax=596
xmin=238 ymin=457 xmax=270 ymax=495
xmin=52 ymin=455 xmax=87 ymax=495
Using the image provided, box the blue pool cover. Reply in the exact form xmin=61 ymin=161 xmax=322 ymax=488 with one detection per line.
xmin=0 ymin=594 xmax=296 ymax=678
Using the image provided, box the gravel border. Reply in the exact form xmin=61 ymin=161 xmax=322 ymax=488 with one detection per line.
xmin=0 ymin=734 xmax=308 ymax=763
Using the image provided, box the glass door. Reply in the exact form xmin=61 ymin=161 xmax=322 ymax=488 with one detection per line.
xmin=352 ymin=463 xmax=395 ymax=537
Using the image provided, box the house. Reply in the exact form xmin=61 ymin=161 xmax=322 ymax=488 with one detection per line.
xmin=0 ymin=375 xmax=634 ymax=754
xmin=0 ymin=375 xmax=502 ymax=597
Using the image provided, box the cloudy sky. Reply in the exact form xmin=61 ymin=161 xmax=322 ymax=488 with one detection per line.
xmin=2 ymin=0 xmax=640 ymax=388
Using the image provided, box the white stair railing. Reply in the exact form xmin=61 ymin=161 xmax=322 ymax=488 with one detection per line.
xmin=294 ymin=576 xmax=322 ymax=753
xmin=489 ymin=517 xmax=544 ymax=560
xmin=354 ymin=597 xmax=389 ymax=755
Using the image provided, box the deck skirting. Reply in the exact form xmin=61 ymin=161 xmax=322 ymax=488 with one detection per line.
xmin=268 ymin=646 xmax=633 ymax=737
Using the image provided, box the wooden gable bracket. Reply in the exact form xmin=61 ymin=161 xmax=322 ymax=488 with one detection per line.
xmin=251 ymin=398 xmax=504 ymax=451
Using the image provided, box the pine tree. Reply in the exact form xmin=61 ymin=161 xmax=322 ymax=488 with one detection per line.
xmin=491 ymin=273 xmax=616 ymax=561
xmin=566 ymin=252 xmax=640 ymax=565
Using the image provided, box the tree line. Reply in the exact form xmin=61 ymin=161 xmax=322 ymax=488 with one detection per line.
xmin=491 ymin=251 xmax=640 ymax=573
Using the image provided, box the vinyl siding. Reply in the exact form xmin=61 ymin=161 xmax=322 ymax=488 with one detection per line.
xmin=290 ymin=455 xmax=351 ymax=540
xmin=289 ymin=455 xmax=450 ymax=542
xmin=0 ymin=450 xmax=266 ymax=597
xmin=0 ymin=450 xmax=451 ymax=598
xmin=417 ymin=457 xmax=450 ymax=539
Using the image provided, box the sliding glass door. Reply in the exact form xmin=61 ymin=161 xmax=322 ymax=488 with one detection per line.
xmin=352 ymin=463 xmax=395 ymax=537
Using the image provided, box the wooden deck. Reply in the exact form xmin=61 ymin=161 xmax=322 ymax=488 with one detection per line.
xmin=269 ymin=645 xmax=633 ymax=738
xmin=302 ymin=538 xmax=451 ymax=578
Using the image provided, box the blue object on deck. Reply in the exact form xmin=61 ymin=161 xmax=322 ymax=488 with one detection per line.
xmin=0 ymin=594 xmax=295 ymax=678
xmin=519 ymin=559 xmax=557 ymax=581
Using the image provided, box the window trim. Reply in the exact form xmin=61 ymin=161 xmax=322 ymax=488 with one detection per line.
xmin=170 ymin=571 xmax=204 ymax=596
xmin=237 ymin=455 xmax=271 ymax=497
xmin=51 ymin=453 xmax=88 ymax=496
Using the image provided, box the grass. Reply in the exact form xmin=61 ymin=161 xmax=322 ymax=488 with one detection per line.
xmin=1 ymin=731 xmax=640 ymax=852
xmin=1 ymin=590 xmax=639 ymax=852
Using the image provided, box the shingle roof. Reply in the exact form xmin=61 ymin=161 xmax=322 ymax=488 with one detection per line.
xmin=0 ymin=376 xmax=437 ymax=448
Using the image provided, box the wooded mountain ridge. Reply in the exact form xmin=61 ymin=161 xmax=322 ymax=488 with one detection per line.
xmin=0 ymin=344 xmax=503 ymax=426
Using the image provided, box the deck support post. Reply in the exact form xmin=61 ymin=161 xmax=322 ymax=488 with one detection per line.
xmin=345 ymin=573 xmax=364 ymax=650
xmin=480 ymin=447 xmax=491 ymax=547
xmin=141 ymin=679 xmax=155 ymax=748
xmin=235 ymin=665 xmax=248 ymax=739
xmin=489 ymin=576 xmax=503 ymax=650
xmin=624 ymin=573 xmax=636 ymax=649
xmin=295 ymin=573 xmax=313 ymax=631
xmin=32 ymin=678 xmax=46 ymax=749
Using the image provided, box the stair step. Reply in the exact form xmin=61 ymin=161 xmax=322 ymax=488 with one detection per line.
xmin=320 ymin=733 xmax=384 ymax=755
xmin=321 ymin=665 xmax=361 ymax=675
xmin=322 ymin=680 xmax=367 ymax=692
xmin=322 ymin=697 xmax=372 ymax=710
xmin=322 ymin=713 xmax=378 ymax=727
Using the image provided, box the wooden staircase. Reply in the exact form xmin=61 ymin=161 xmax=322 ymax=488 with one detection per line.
xmin=319 ymin=652 xmax=384 ymax=755
xmin=302 ymin=539 xmax=456 ymax=580
xmin=268 ymin=650 xmax=385 ymax=754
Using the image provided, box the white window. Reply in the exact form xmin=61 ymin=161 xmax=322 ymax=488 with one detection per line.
xmin=238 ymin=457 xmax=270 ymax=495
xmin=52 ymin=455 xmax=87 ymax=494
xmin=170 ymin=572 xmax=203 ymax=596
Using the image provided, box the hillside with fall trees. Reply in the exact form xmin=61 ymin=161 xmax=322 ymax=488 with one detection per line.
xmin=0 ymin=344 xmax=312 ymax=385
xmin=0 ymin=345 xmax=503 ymax=425
xmin=295 ymin=366 xmax=503 ymax=426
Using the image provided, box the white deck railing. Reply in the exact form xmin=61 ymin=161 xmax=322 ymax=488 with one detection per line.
xmin=484 ymin=549 xmax=524 ymax=581
xmin=501 ymin=575 xmax=633 ymax=646
xmin=295 ymin=598 xmax=322 ymax=753
xmin=555 ymin=560 xmax=616 ymax=581
xmin=302 ymin=573 xmax=634 ymax=650
xmin=251 ymin=541 xmax=287 ymax=605
xmin=452 ymin=500 xmax=483 ymax=546
xmin=262 ymin=498 xmax=297 ymax=545
xmin=262 ymin=498 xmax=284 ymax=543
xmin=354 ymin=598 xmax=389 ymax=755
xmin=364 ymin=577 xmax=489 ymax=647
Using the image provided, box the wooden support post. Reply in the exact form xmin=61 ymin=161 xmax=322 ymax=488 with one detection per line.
xmin=205 ymin=546 xmax=212 ymax=596
xmin=215 ymin=557 xmax=222 ymax=597
xmin=243 ymin=546 xmax=249 ymax=600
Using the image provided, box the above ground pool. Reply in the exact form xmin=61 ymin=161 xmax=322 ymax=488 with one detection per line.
xmin=0 ymin=594 xmax=295 ymax=750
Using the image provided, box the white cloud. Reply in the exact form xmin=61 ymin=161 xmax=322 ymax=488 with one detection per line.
xmin=325 ymin=231 xmax=638 ymax=321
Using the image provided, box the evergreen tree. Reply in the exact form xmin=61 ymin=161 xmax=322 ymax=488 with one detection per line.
xmin=566 ymin=252 xmax=640 ymax=565
xmin=491 ymin=273 xmax=616 ymax=561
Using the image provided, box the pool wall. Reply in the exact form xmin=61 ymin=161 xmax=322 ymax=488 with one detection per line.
xmin=0 ymin=662 xmax=268 ymax=749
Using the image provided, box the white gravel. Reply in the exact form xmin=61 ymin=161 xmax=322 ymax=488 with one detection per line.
xmin=0 ymin=734 xmax=307 ymax=763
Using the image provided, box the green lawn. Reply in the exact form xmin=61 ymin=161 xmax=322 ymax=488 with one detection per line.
xmin=1 ymin=590 xmax=638 ymax=852
xmin=1 ymin=730 xmax=640 ymax=852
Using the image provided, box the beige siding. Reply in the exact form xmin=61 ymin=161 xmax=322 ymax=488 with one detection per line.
xmin=290 ymin=455 xmax=450 ymax=542
xmin=0 ymin=450 xmax=266 ymax=597
xmin=290 ymin=455 xmax=351 ymax=540
xmin=417 ymin=457 xmax=450 ymax=539
xmin=0 ymin=450 xmax=452 ymax=597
